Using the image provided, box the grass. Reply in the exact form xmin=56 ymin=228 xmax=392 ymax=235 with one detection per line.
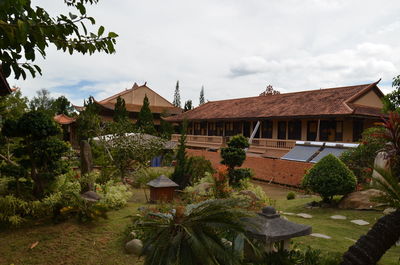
xmin=1 ymin=183 xmax=399 ymax=264
xmin=256 ymin=182 xmax=400 ymax=265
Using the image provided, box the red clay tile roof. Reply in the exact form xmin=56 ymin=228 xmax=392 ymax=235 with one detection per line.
xmin=54 ymin=114 xmax=77 ymax=125
xmin=97 ymin=101 xmax=182 ymax=115
xmin=74 ymin=83 xmax=182 ymax=115
xmin=166 ymin=81 xmax=384 ymax=122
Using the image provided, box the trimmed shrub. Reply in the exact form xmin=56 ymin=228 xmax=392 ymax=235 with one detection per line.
xmin=186 ymin=156 xmax=214 ymax=183
xmin=287 ymin=191 xmax=296 ymax=200
xmin=302 ymin=154 xmax=357 ymax=202
xmin=231 ymin=168 xmax=254 ymax=188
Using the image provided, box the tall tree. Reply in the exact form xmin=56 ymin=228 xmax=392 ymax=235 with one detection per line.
xmin=29 ymin=89 xmax=55 ymax=115
xmin=0 ymin=0 xmax=118 ymax=79
xmin=382 ymin=75 xmax=400 ymax=113
xmin=0 ymin=87 xmax=28 ymax=122
xmin=184 ymin=100 xmax=193 ymax=112
xmin=159 ymin=110 xmax=174 ymax=139
xmin=2 ymin=111 xmax=69 ymax=198
xmin=76 ymin=96 xmax=101 ymax=141
xmin=136 ymin=94 xmax=156 ymax=135
xmin=52 ymin=96 xmax=74 ymax=116
xmin=199 ymin=86 xmax=205 ymax=105
xmin=173 ymin=80 xmax=181 ymax=108
xmin=113 ymin=96 xmax=129 ymax=123
xmin=171 ymin=120 xmax=190 ymax=189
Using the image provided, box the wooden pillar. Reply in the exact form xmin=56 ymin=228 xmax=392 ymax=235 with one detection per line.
xmin=316 ymin=119 xmax=321 ymax=141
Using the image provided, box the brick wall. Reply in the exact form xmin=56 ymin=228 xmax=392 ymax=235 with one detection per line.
xmin=187 ymin=149 xmax=313 ymax=187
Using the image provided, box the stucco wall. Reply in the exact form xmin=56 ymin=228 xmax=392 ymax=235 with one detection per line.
xmin=353 ymin=90 xmax=383 ymax=108
xmin=187 ymin=149 xmax=313 ymax=186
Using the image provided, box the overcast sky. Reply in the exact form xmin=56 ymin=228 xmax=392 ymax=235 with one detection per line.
xmin=12 ymin=0 xmax=400 ymax=106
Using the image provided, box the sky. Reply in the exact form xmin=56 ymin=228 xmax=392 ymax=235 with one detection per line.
xmin=12 ymin=0 xmax=400 ymax=106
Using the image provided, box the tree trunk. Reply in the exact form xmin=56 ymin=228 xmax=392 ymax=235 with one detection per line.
xmin=341 ymin=209 xmax=400 ymax=265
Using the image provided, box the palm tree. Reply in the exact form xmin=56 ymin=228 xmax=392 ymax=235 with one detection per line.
xmin=137 ymin=199 xmax=253 ymax=265
xmin=341 ymin=112 xmax=400 ymax=265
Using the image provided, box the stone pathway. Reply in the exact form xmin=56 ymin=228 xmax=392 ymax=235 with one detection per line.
xmin=350 ymin=219 xmax=370 ymax=226
xmin=330 ymin=215 xmax=347 ymax=220
xmin=281 ymin=212 xmax=295 ymax=216
xmin=310 ymin=233 xmax=331 ymax=239
xmin=296 ymin=213 xmax=312 ymax=219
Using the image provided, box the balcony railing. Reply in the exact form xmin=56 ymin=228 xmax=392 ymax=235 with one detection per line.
xmin=171 ymin=134 xmax=296 ymax=153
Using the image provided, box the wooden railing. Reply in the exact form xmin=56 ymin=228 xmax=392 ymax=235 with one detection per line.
xmin=171 ymin=134 xmax=296 ymax=152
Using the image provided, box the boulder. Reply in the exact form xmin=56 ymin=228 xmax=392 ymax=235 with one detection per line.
xmin=81 ymin=191 xmax=101 ymax=202
xmin=238 ymin=190 xmax=261 ymax=201
xmin=338 ymin=189 xmax=383 ymax=210
xmin=193 ymin=182 xmax=213 ymax=193
xmin=125 ymin=239 xmax=143 ymax=255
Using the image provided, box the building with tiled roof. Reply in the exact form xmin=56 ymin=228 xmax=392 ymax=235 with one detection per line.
xmin=74 ymin=83 xmax=182 ymax=128
xmin=167 ymin=80 xmax=385 ymax=158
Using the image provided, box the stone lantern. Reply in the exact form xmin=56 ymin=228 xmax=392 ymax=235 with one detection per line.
xmin=244 ymin=206 xmax=312 ymax=253
xmin=147 ymin=175 xmax=179 ymax=202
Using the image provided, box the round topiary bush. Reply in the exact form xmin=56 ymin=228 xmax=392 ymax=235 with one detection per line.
xmin=286 ymin=191 xmax=296 ymax=200
xmin=302 ymin=154 xmax=357 ymax=202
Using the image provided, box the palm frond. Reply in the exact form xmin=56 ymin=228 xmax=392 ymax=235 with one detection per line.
xmin=371 ymin=167 xmax=400 ymax=208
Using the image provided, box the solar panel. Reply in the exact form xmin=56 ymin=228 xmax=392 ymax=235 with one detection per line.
xmin=281 ymin=145 xmax=320 ymax=162
xmin=311 ymin=147 xmax=347 ymax=163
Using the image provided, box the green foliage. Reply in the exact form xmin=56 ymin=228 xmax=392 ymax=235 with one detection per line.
xmin=2 ymin=110 xmax=70 ymax=198
xmin=186 ymin=156 xmax=215 ymax=183
xmin=0 ymin=88 xmax=28 ymax=122
xmin=303 ymin=154 xmax=357 ymax=202
xmin=199 ymin=86 xmax=205 ymax=105
xmin=249 ymin=246 xmax=341 ymax=265
xmin=0 ymin=0 xmax=118 ymax=79
xmin=96 ymin=132 xmax=165 ymax=182
xmin=287 ymin=191 xmax=296 ymax=200
xmin=113 ymin=96 xmax=129 ymax=123
xmin=184 ymin=100 xmax=193 ymax=112
xmin=136 ymin=94 xmax=156 ymax=135
xmin=173 ymin=80 xmax=181 ymax=108
xmin=340 ymin=127 xmax=386 ymax=183
xmin=372 ymin=168 xmax=400 ymax=209
xmin=382 ymin=75 xmax=400 ymax=113
xmin=52 ymin=96 xmax=75 ymax=116
xmin=95 ymin=180 xmax=132 ymax=209
xmin=133 ymin=167 xmax=174 ymax=188
xmin=29 ymin=89 xmax=55 ymax=115
xmin=76 ymin=96 xmax=101 ymax=141
xmin=221 ymin=135 xmax=250 ymax=187
xmin=159 ymin=111 xmax=174 ymax=140
xmin=172 ymin=120 xmax=190 ymax=188
xmin=230 ymin=168 xmax=254 ymax=188
xmin=134 ymin=199 xmax=252 ymax=265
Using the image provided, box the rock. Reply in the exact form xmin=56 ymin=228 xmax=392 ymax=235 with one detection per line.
xmin=338 ymin=189 xmax=383 ymax=210
xmin=383 ymin=208 xmax=396 ymax=215
xmin=296 ymin=213 xmax=312 ymax=219
xmin=310 ymin=233 xmax=331 ymax=239
xmin=130 ymin=231 xmax=137 ymax=239
xmin=330 ymin=215 xmax=347 ymax=220
xmin=81 ymin=191 xmax=101 ymax=202
xmin=238 ymin=190 xmax=261 ymax=201
xmin=125 ymin=239 xmax=143 ymax=255
xmin=282 ymin=212 xmax=295 ymax=216
xmin=193 ymin=182 xmax=213 ymax=193
xmin=350 ymin=219 xmax=370 ymax=226
xmin=371 ymin=152 xmax=390 ymax=185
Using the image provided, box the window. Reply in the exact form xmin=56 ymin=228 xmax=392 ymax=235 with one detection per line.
xmin=225 ymin=122 xmax=234 ymax=136
xmin=353 ymin=119 xmax=364 ymax=142
xmin=208 ymin=122 xmax=216 ymax=136
xmin=278 ymin=121 xmax=287 ymax=140
xmin=216 ymin=122 xmax=224 ymax=136
xmin=288 ymin=120 xmax=302 ymax=140
xmin=335 ymin=121 xmax=343 ymax=141
xmin=233 ymin=122 xmax=242 ymax=135
xmin=262 ymin=120 xmax=273 ymax=138
xmin=307 ymin=121 xmax=317 ymax=141
xmin=243 ymin=122 xmax=251 ymax=137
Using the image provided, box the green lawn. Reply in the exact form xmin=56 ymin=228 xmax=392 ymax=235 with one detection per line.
xmin=0 ymin=184 xmax=399 ymax=264
xmin=257 ymin=182 xmax=400 ymax=265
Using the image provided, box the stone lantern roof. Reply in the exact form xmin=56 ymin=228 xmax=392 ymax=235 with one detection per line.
xmin=244 ymin=206 xmax=312 ymax=243
xmin=147 ymin=175 xmax=179 ymax=188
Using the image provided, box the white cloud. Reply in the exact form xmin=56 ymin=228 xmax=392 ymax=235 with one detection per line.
xmin=9 ymin=0 xmax=400 ymax=106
